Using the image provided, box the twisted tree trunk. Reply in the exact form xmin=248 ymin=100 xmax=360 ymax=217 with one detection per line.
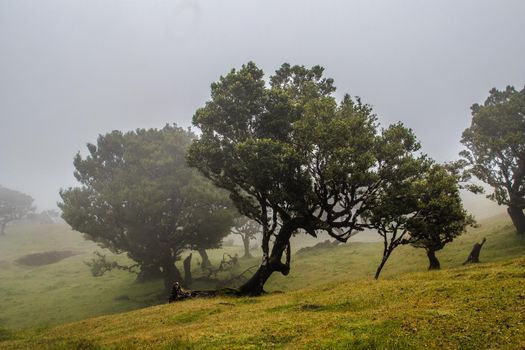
xmin=238 ymin=220 xmax=298 ymax=296
xmin=198 ymin=248 xmax=212 ymax=269
xmin=507 ymin=206 xmax=525 ymax=235
xmin=426 ymin=249 xmax=441 ymax=270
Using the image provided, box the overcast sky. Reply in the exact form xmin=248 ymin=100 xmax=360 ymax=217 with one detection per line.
xmin=1 ymin=0 xmax=524 ymax=213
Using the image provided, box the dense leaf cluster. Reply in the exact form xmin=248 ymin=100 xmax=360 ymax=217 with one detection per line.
xmin=188 ymin=62 xmax=473 ymax=293
xmin=59 ymin=125 xmax=236 ymax=291
xmin=460 ymin=86 xmax=525 ymax=234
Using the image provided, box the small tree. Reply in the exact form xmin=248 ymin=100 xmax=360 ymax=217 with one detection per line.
xmin=59 ymin=125 xmax=235 ymax=292
xmin=232 ymin=217 xmax=260 ymax=259
xmin=188 ymin=62 xmax=425 ymax=295
xmin=367 ymin=153 xmax=430 ymax=279
xmin=0 ymin=186 xmax=34 ymax=235
xmin=407 ymin=164 xmax=476 ymax=270
xmin=460 ymin=86 xmax=525 ymax=234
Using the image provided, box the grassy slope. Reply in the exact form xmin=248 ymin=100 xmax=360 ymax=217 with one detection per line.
xmin=0 ymin=224 xmax=162 ymax=329
xmin=268 ymin=213 xmax=525 ymax=291
xmin=0 ymin=213 xmax=524 ymax=348
xmin=1 ymin=257 xmax=524 ymax=349
xmin=0 ymin=224 xmax=247 ymax=329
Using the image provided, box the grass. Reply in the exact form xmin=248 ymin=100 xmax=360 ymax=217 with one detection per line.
xmin=0 ymin=224 xmax=163 ymax=329
xmin=1 ymin=256 xmax=523 ymax=349
xmin=0 ymin=213 xmax=524 ymax=348
xmin=268 ymin=212 xmax=525 ymax=291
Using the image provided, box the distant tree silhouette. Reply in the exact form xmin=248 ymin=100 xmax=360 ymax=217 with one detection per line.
xmin=0 ymin=186 xmax=34 ymax=235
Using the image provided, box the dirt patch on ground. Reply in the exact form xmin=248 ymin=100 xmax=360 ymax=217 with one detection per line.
xmin=15 ymin=251 xmax=82 ymax=266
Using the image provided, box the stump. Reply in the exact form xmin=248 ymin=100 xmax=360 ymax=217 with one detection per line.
xmin=463 ymin=238 xmax=486 ymax=265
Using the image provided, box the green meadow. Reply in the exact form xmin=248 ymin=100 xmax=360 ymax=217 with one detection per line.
xmin=0 ymin=213 xmax=524 ymax=349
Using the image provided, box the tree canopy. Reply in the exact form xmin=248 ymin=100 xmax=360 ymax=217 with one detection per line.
xmin=366 ymin=154 xmax=430 ymax=279
xmin=59 ymin=125 xmax=235 ymax=292
xmin=188 ymin=62 xmax=426 ymax=295
xmin=0 ymin=186 xmax=34 ymax=235
xmin=407 ymin=164 xmax=475 ymax=270
xmin=460 ymin=86 xmax=525 ymax=234
xmin=369 ymin=161 xmax=474 ymax=276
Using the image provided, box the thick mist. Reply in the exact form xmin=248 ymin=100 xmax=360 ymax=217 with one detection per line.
xmin=1 ymin=0 xmax=524 ymax=215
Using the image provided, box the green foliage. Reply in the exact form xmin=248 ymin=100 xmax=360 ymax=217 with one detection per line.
xmin=59 ymin=125 xmax=236 ymax=289
xmin=188 ymin=62 xmax=428 ymax=293
xmin=0 ymin=186 xmax=34 ymax=234
xmin=407 ymin=164 xmax=476 ymax=252
xmin=366 ymin=158 xmax=475 ymax=276
xmin=460 ymin=86 xmax=525 ymax=216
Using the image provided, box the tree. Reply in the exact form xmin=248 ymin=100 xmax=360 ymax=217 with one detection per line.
xmin=407 ymin=164 xmax=476 ymax=270
xmin=188 ymin=62 xmax=425 ymax=295
xmin=460 ymin=86 xmax=525 ymax=234
xmin=232 ymin=217 xmax=260 ymax=259
xmin=369 ymin=160 xmax=475 ymax=277
xmin=367 ymin=153 xmax=430 ymax=279
xmin=59 ymin=125 xmax=235 ymax=293
xmin=0 ymin=186 xmax=34 ymax=235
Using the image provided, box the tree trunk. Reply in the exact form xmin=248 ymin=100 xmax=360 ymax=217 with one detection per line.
xmin=183 ymin=253 xmax=192 ymax=287
xmin=136 ymin=265 xmax=163 ymax=283
xmin=198 ymin=248 xmax=212 ymax=269
xmin=507 ymin=206 xmax=525 ymax=235
xmin=426 ymin=249 xmax=441 ymax=270
xmin=238 ymin=220 xmax=298 ymax=296
xmin=374 ymin=250 xmax=393 ymax=280
xmin=463 ymin=238 xmax=486 ymax=265
xmin=162 ymin=261 xmax=183 ymax=294
xmin=237 ymin=262 xmax=275 ymax=296
xmin=0 ymin=221 xmax=6 ymax=235
xmin=241 ymin=234 xmax=252 ymax=259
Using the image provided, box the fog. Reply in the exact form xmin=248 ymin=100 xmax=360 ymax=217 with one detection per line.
xmin=1 ymin=0 xmax=524 ymax=215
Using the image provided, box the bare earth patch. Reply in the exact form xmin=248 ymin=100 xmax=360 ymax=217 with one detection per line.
xmin=15 ymin=251 xmax=82 ymax=266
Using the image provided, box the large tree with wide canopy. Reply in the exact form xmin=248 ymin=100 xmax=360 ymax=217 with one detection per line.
xmin=188 ymin=62 xmax=422 ymax=295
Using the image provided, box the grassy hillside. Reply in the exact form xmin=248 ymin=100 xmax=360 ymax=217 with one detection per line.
xmin=0 ymin=224 xmax=162 ymax=329
xmin=1 ymin=256 xmax=524 ymax=349
xmin=0 ymin=224 xmax=247 ymax=329
xmin=0 ymin=213 xmax=523 ymax=335
xmin=269 ymin=213 xmax=525 ymax=291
